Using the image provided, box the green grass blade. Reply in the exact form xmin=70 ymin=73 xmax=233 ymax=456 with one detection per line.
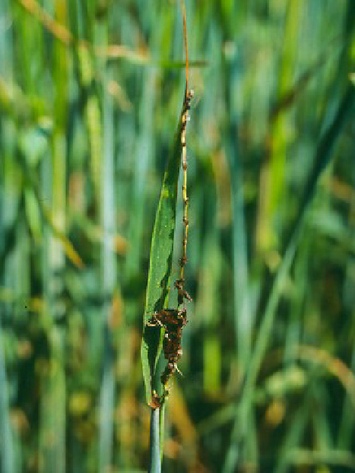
xmin=268 ymin=0 xmax=302 ymax=229
xmin=0 ymin=322 xmax=15 ymax=473
xmin=141 ymin=101 xmax=184 ymax=405
xmin=0 ymin=7 xmax=16 ymax=468
xmin=38 ymin=2 xmax=68 ymax=471
xmin=275 ymin=404 xmax=309 ymax=473
xmin=98 ymin=61 xmax=116 ymax=473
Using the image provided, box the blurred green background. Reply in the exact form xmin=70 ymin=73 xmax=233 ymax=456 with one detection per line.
xmin=0 ymin=0 xmax=355 ymax=472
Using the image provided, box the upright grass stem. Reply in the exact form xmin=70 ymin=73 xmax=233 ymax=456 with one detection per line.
xmin=142 ymin=2 xmax=193 ymax=470
xmin=148 ymin=408 xmax=162 ymax=473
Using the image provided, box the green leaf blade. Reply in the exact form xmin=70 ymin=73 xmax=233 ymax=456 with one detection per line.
xmin=141 ymin=110 xmax=183 ymax=405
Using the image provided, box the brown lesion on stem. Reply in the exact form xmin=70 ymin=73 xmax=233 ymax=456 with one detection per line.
xmin=178 ymin=0 xmax=193 ymax=298
xmin=177 ymin=88 xmax=194 ymax=303
xmin=146 ymin=309 xmax=188 ymax=389
xmin=174 ymin=279 xmax=192 ymax=305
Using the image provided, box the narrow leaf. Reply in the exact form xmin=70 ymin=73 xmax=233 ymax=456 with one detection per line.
xmin=141 ymin=102 xmax=183 ymax=405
